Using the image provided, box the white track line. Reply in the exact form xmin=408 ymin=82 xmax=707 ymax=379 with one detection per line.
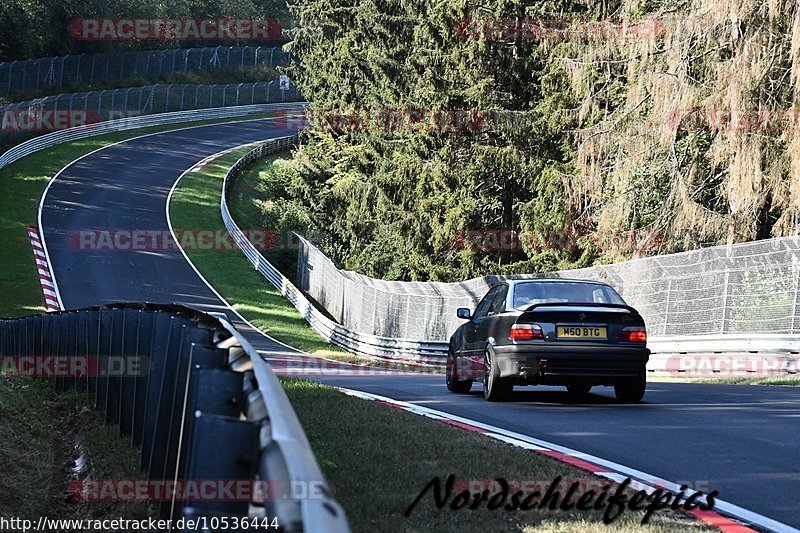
xmin=337 ymin=388 xmax=794 ymax=533
xmin=165 ymin=134 xmax=796 ymax=533
xmin=165 ymin=144 xmax=385 ymax=369
xmin=38 ymin=118 xmax=797 ymax=533
xmin=168 ymin=139 xmax=794 ymax=533
xmin=36 ymin=112 xmax=300 ymax=312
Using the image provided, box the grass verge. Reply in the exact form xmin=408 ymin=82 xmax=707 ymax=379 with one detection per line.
xmin=169 ymin=149 xmax=349 ymax=356
xmin=170 ymin=143 xmax=715 ymax=532
xmin=282 ymin=379 xmax=712 ymax=533
xmin=0 ymin=112 xmax=278 ymax=318
xmin=0 ymin=376 xmax=152 ymax=520
xmin=173 ymin=150 xmax=438 ymax=371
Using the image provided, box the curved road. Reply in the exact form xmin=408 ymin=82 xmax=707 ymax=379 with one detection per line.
xmin=40 ymin=119 xmax=800 ymax=531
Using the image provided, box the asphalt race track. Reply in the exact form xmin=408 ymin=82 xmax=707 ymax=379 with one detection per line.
xmin=40 ymin=119 xmax=800 ymax=531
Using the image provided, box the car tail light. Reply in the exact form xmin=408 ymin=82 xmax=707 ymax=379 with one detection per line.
xmin=620 ymin=326 xmax=647 ymax=343
xmin=510 ymin=324 xmax=543 ymax=341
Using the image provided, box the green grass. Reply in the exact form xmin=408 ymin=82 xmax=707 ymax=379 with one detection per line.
xmin=0 ymin=112 xmax=277 ymax=318
xmin=282 ymin=379 xmax=712 ymax=533
xmin=169 ymin=150 xmax=349 ymax=356
xmin=175 ymin=151 xmax=432 ymax=370
xmin=0 ymin=376 xmax=153 ymax=520
xmin=170 ymin=153 xmax=714 ymax=532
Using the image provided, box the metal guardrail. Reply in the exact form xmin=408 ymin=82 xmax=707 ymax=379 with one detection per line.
xmin=648 ymin=334 xmax=800 ymax=354
xmin=220 ymin=140 xmax=800 ymax=376
xmin=0 ymin=102 xmax=305 ymax=171
xmin=0 ymin=81 xmax=303 ymax=142
xmin=0 ymin=303 xmax=349 ymax=532
xmin=219 ymin=137 xmax=448 ymax=367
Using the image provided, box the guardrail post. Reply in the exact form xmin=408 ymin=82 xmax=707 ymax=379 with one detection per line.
xmin=166 ymin=350 xmax=241 ymax=520
xmin=147 ymin=319 xmax=213 ymax=479
xmin=49 ymin=313 xmax=64 ymax=388
xmin=165 ymin=84 xmax=172 ymax=112
xmin=131 ymin=310 xmax=157 ymax=445
xmin=151 ymin=325 xmax=216 ymax=483
xmin=720 ymin=270 xmax=730 ymax=334
xmin=179 ymin=413 xmax=258 ymax=517
xmin=663 ymin=279 xmax=672 ymax=336
xmin=72 ymin=311 xmax=89 ymax=391
xmin=792 ymin=256 xmax=799 ymax=334
xmin=35 ymin=59 xmax=42 ymax=91
xmin=143 ymin=315 xmax=186 ymax=474
xmin=31 ymin=315 xmax=43 ymax=361
xmin=0 ymin=318 xmax=8 ymax=356
xmin=84 ymin=310 xmax=101 ymax=395
xmin=3 ymin=319 xmax=12 ymax=355
xmin=6 ymin=61 xmax=13 ymax=93
xmin=19 ymin=317 xmax=30 ymax=358
xmin=140 ymin=311 xmax=173 ymax=466
xmin=58 ymin=312 xmax=78 ymax=392
xmin=98 ymin=307 xmax=124 ymax=418
xmin=117 ymin=307 xmax=141 ymax=435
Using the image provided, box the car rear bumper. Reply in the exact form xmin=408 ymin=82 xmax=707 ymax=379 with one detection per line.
xmin=492 ymin=343 xmax=649 ymax=384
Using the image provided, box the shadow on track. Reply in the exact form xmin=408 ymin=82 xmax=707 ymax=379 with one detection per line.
xmin=464 ymin=388 xmax=650 ymax=405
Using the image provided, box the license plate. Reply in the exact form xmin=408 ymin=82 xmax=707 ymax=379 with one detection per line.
xmin=557 ymin=326 xmax=607 ymax=340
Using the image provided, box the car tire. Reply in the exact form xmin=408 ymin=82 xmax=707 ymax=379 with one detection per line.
xmin=566 ymin=384 xmax=592 ymax=396
xmin=483 ymin=347 xmax=512 ymax=401
xmin=614 ymin=375 xmax=646 ymax=403
xmin=446 ymin=347 xmax=473 ymax=393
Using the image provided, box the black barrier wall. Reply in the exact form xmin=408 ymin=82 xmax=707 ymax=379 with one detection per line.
xmin=0 ymin=302 xmax=349 ymax=532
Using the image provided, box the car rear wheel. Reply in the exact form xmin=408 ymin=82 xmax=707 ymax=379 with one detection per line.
xmin=566 ymin=384 xmax=592 ymax=396
xmin=483 ymin=347 xmax=512 ymax=401
xmin=446 ymin=347 xmax=473 ymax=393
xmin=614 ymin=375 xmax=646 ymax=403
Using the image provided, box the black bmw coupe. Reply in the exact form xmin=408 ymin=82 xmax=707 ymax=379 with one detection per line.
xmin=446 ymin=279 xmax=650 ymax=402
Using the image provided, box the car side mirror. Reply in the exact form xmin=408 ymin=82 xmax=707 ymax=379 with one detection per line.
xmin=457 ymin=308 xmax=472 ymax=320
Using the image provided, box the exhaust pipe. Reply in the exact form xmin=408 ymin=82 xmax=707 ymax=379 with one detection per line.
xmin=523 ymin=359 xmax=549 ymax=381
xmin=522 ymin=370 xmax=543 ymax=381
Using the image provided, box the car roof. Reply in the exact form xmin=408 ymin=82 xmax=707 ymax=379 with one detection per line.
xmin=502 ymin=278 xmax=614 ymax=289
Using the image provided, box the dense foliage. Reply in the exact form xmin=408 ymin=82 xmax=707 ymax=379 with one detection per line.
xmin=0 ymin=0 xmax=290 ymax=61
xmin=281 ymin=0 xmax=604 ymax=281
xmin=9 ymin=0 xmax=799 ymax=282
xmin=278 ymin=0 xmax=800 ymax=281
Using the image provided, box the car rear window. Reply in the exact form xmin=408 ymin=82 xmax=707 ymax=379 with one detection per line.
xmin=512 ymin=281 xmax=625 ymax=310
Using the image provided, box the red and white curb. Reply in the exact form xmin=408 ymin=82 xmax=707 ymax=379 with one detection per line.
xmin=26 ymin=226 xmax=61 ymax=312
xmin=338 ymin=387 xmax=793 ymax=533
